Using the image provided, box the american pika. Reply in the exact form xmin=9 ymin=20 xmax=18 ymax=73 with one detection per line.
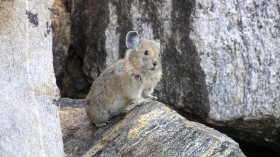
xmin=85 ymin=31 xmax=162 ymax=127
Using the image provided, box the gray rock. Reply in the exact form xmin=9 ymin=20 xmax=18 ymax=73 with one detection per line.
xmin=190 ymin=0 xmax=280 ymax=149
xmin=59 ymin=98 xmax=245 ymax=157
xmin=50 ymin=0 xmax=71 ymax=86
xmin=0 ymin=0 xmax=63 ymax=156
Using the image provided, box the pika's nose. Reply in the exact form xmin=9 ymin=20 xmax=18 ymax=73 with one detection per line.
xmin=153 ymin=61 xmax=157 ymax=66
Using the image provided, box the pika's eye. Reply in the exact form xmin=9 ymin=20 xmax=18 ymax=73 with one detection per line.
xmin=144 ymin=50 xmax=149 ymax=55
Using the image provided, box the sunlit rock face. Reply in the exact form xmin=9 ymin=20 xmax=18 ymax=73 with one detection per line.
xmin=190 ymin=0 xmax=280 ymax=149
xmin=0 ymin=0 xmax=63 ymax=156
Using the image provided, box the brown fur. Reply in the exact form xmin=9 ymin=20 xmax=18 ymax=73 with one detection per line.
xmin=86 ymin=37 xmax=162 ymax=127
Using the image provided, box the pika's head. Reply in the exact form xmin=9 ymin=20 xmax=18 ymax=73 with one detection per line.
xmin=125 ymin=31 xmax=162 ymax=75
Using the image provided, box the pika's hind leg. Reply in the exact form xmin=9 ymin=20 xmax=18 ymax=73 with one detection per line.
xmin=86 ymin=106 xmax=111 ymax=127
xmin=93 ymin=110 xmax=111 ymax=127
xmin=95 ymin=121 xmax=109 ymax=127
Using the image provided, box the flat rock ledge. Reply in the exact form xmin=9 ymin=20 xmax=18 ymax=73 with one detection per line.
xmin=59 ymin=98 xmax=245 ymax=157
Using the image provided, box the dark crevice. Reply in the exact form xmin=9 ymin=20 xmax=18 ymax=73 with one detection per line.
xmin=233 ymin=138 xmax=279 ymax=157
xmin=56 ymin=0 xmax=111 ymax=98
xmin=158 ymin=0 xmax=210 ymax=120
xmin=113 ymin=1 xmax=134 ymax=59
xmin=82 ymin=0 xmax=109 ymax=81
xmin=58 ymin=46 xmax=90 ymax=98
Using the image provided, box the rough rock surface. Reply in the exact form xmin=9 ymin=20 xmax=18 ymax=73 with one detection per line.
xmin=53 ymin=0 xmax=280 ymax=153
xmin=50 ymin=0 xmax=90 ymax=99
xmin=190 ymin=0 xmax=280 ymax=150
xmin=51 ymin=0 xmax=92 ymax=98
xmin=50 ymin=0 xmax=71 ymax=90
xmin=0 ymin=0 xmax=63 ymax=156
xmin=59 ymin=98 xmax=245 ymax=157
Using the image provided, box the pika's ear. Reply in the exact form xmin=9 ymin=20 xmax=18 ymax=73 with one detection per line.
xmin=126 ymin=31 xmax=140 ymax=49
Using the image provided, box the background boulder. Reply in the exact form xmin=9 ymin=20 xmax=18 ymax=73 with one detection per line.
xmin=190 ymin=0 xmax=280 ymax=151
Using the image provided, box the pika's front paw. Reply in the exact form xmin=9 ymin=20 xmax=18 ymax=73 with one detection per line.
xmin=147 ymin=95 xmax=158 ymax=100
xmin=95 ymin=121 xmax=109 ymax=127
xmin=132 ymin=97 xmax=151 ymax=105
